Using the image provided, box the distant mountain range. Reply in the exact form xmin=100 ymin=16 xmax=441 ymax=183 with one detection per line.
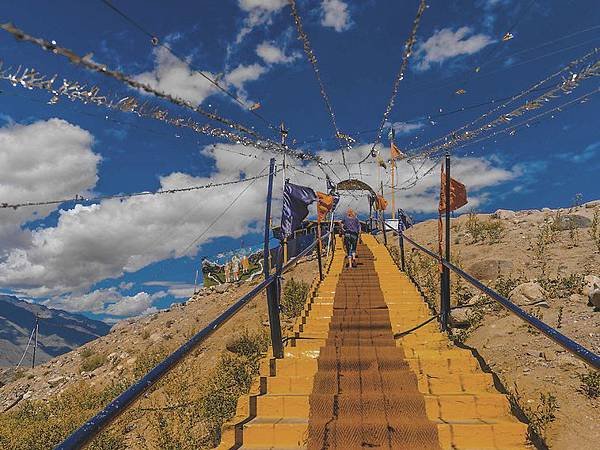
xmin=0 ymin=295 xmax=110 ymax=367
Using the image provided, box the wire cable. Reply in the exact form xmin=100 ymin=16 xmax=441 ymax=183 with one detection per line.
xmin=98 ymin=0 xmax=281 ymax=138
xmin=0 ymin=172 xmax=271 ymax=210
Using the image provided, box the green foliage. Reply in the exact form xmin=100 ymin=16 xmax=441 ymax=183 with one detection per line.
xmin=80 ymin=347 xmax=94 ymax=358
xmin=493 ymin=272 xmax=525 ymax=299
xmin=281 ymin=278 xmax=309 ymax=319
xmin=0 ymin=380 xmax=130 ymax=450
xmin=200 ymin=331 xmax=267 ymax=446
xmin=578 ymin=371 xmax=600 ymax=399
xmin=133 ymin=346 xmax=169 ymax=379
xmin=80 ymin=352 xmax=107 ymax=373
xmin=527 ymin=393 xmax=559 ymax=440
xmin=534 ymin=218 xmax=556 ymax=276
xmin=226 ymin=329 xmax=269 ymax=362
xmin=538 ymin=274 xmax=584 ymax=298
xmin=465 ymin=213 xmax=506 ymax=244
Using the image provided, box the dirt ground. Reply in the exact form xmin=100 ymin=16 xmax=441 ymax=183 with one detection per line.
xmin=388 ymin=202 xmax=600 ymax=450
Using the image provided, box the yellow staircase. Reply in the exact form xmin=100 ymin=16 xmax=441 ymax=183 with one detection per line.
xmin=217 ymin=234 xmax=530 ymax=449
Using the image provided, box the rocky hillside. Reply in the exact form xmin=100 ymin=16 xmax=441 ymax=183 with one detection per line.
xmin=0 ymin=295 xmax=110 ymax=367
xmin=0 ymin=256 xmax=318 ymax=449
xmin=395 ymin=199 xmax=600 ymax=450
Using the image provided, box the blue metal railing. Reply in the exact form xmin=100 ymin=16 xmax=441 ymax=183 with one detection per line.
xmin=56 ymin=232 xmax=329 ymax=450
xmin=388 ymin=225 xmax=600 ymax=370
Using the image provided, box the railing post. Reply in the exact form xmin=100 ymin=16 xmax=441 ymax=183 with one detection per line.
xmin=381 ymin=209 xmax=388 ymax=246
xmin=316 ymin=221 xmax=324 ymax=281
xmin=399 ymin=230 xmax=406 ymax=272
xmin=263 ymin=158 xmax=283 ymax=359
xmin=441 ymin=153 xmax=452 ymax=331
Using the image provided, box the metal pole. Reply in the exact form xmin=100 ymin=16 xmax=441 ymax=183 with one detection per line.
xmin=399 ymin=230 xmax=406 ymax=272
xmin=316 ymin=220 xmax=324 ymax=281
xmin=263 ymin=158 xmax=283 ymax=359
xmin=32 ymin=315 xmax=39 ymax=369
xmin=280 ymin=123 xmax=289 ymax=264
xmin=442 ymin=153 xmax=452 ymax=331
xmin=380 ymin=181 xmax=387 ymax=246
xmin=390 ymin=128 xmax=396 ymax=220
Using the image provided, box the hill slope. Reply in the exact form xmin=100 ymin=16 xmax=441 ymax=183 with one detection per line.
xmin=0 ymin=295 xmax=110 ymax=367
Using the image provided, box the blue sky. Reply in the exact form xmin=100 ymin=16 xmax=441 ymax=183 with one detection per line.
xmin=0 ymin=0 xmax=598 ymax=322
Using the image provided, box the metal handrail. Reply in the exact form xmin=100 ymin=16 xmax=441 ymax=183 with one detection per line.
xmin=396 ymin=229 xmax=599 ymax=370
xmin=56 ymin=232 xmax=329 ymax=450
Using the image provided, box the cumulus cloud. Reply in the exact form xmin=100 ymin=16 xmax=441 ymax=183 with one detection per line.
xmin=236 ymin=0 xmax=288 ymax=43
xmin=144 ymin=280 xmax=196 ymax=299
xmin=256 ymin=41 xmax=300 ymax=65
xmin=302 ymin=144 xmax=518 ymax=215
xmin=135 ymin=48 xmax=268 ymax=107
xmin=0 ymin=118 xmax=100 ymax=250
xmin=0 ymin=145 xmax=272 ymax=298
xmin=415 ymin=27 xmax=494 ymax=71
xmin=134 ymin=47 xmax=219 ymax=106
xmin=321 ymin=0 xmax=352 ymax=32
xmin=387 ymin=121 xmax=425 ymax=135
xmin=46 ymin=287 xmax=165 ymax=318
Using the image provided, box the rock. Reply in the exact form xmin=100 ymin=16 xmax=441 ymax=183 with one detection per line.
xmin=583 ymin=275 xmax=600 ymax=296
xmin=149 ymin=332 xmax=163 ymax=343
xmin=509 ymin=282 xmax=547 ymax=304
xmin=451 ymin=307 xmax=470 ymax=324
xmin=47 ymin=375 xmax=65 ymax=387
xmin=541 ymin=207 xmax=551 ymax=212
xmin=570 ymin=293 xmax=586 ymax=303
xmin=553 ymin=214 xmax=592 ymax=230
xmin=466 ymin=259 xmax=513 ymax=281
xmin=493 ymin=209 xmax=516 ymax=220
xmin=214 ymin=283 xmax=229 ymax=293
xmin=589 ymin=289 xmax=600 ymax=308
xmin=584 ymin=200 xmax=600 ymax=209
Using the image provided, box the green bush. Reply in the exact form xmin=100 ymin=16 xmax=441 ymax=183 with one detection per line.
xmin=579 ymin=371 xmax=600 ymax=398
xmin=281 ymin=278 xmax=309 ymax=319
xmin=80 ymin=353 xmax=107 ymax=373
xmin=0 ymin=380 xmax=129 ymax=450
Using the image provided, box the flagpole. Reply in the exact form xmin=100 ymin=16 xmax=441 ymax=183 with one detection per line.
xmin=390 ymin=128 xmax=396 ymax=220
xmin=263 ymin=158 xmax=283 ymax=359
xmin=280 ymin=123 xmax=288 ymax=264
xmin=442 ymin=152 xmax=452 ymax=331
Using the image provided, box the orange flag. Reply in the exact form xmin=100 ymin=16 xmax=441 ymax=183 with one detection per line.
xmin=439 ymin=166 xmax=468 ymax=213
xmin=316 ymin=192 xmax=334 ymax=222
xmin=375 ymin=195 xmax=388 ymax=211
xmin=390 ymin=142 xmax=406 ymax=160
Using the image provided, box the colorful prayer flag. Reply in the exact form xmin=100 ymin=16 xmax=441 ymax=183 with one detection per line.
xmin=397 ymin=208 xmax=413 ymax=232
xmin=316 ymin=191 xmax=334 ymax=222
xmin=390 ymin=142 xmax=406 ymax=160
xmin=280 ymin=182 xmax=317 ymax=240
xmin=375 ymin=195 xmax=388 ymax=211
xmin=439 ymin=165 xmax=468 ymax=213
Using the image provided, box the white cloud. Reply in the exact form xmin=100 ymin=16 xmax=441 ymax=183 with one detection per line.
xmin=144 ymin=280 xmax=196 ymax=299
xmin=134 ymin=47 xmax=219 ymax=106
xmin=224 ymin=63 xmax=268 ymax=103
xmin=256 ymin=41 xmax=300 ymax=65
xmin=0 ymin=119 xmax=100 ymax=250
xmin=236 ymin=0 xmax=288 ymax=43
xmin=300 ymin=145 xmax=519 ymax=215
xmin=415 ymin=27 xmax=494 ymax=71
xmin=0 ymin=144 xmax=272 ymax=298
xmin=387 ymin=121 xmax=425 ymax=135
xmin=321 ymin=0 xmax=352 ymax=32
xmin=135 ymin=48 xmax=268 ymax=107
xmin=45 ymin=287 xmax=165 ymax=317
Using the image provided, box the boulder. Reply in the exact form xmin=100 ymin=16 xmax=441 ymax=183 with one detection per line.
xmin=509 ymin=282 xmax=547 ymax=304
xmin=589 ymin=289 xmax=600 ymax=308
xmin=553 ymin=214 xmax=592 ymax=230
xmin=493 ymin=209 xmax=516 ymax=220
xmin=583 ymin=275 xmax=600 ymax=296
xmin=466 ymin=259 xmax=513 ymax=281
xmin=214 ymin=283 xmax=229 ymax=294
